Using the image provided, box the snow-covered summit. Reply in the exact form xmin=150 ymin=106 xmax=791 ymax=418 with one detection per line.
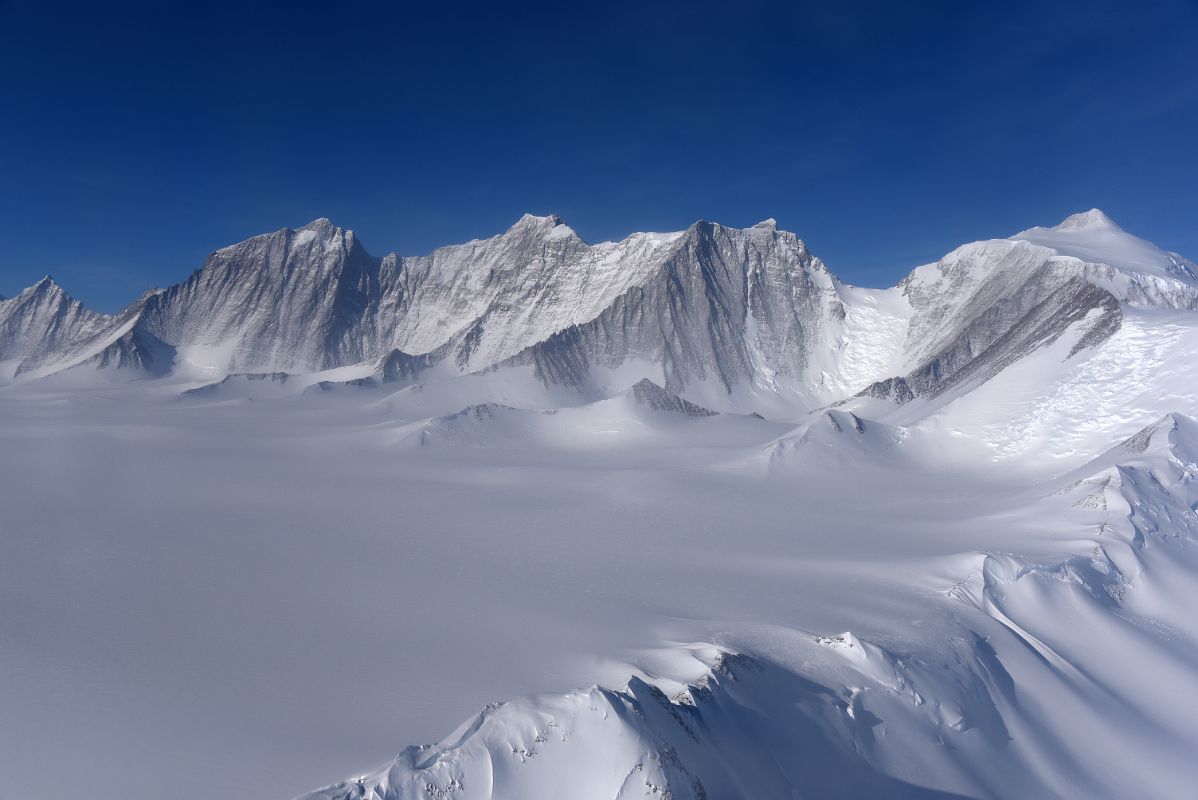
xmin=28 ymin=274 xmax=65 ymax=294
xmin=512 ymin=211 xmax=568 ymax=228
xmin=1050 ymin=208 xmax=1123 ymax=231
xmin=301 ymin=216 xmax=340 ymax=232
xmin=1012 ymin=208 xmax=1198 ymax=285
xmin=0 ymin=274 xmax=114 ymax=371
xmin=6 ymin=275 xmax=82 ymax=308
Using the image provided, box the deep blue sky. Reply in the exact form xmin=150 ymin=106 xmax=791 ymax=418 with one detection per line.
xmin=1 ymin=0 xmax=1196 ymax=311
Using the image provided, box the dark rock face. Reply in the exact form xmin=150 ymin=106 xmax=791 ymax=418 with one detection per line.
xmin=87 ymin=327 xmax=176 ymax=377
xmin=629 ymin=379 xmax=718 ymax=417
xmin=101 ymin=216 xmax=843 ymax=396
xmin=858 ymin=377 xmax=915 ymax=404
xmin=509 ymin=221 xmax=841 ymax=395
xmin=379 ymin=348 xmax=443 ymax=384
xmin=861 ymin=262 xmax=1124 ymax=404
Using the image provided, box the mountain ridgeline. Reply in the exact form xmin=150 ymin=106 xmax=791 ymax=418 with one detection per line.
xmin=2 ymin=209 xmax=1196 ymax=411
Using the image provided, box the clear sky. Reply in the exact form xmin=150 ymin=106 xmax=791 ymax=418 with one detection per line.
xmin=2 ymin=0 xmax=1196 ymax=311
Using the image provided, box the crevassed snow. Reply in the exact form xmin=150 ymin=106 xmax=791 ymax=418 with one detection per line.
xmin=890 ymin=306 xmax=1198 ymax=468
xmin=808 ymin=284 xmax=915 ymax=401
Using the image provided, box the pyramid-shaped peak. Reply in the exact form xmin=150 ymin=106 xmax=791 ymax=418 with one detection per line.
xmin=627 ymin=378 xmax=718 ymax=417
xmin=26 ymin=275 xmax=69 ymax=299
xmin=1055 ymin=209 xmax=1122 ymax=232
xmin=5 ymin=275 xmax=94 ymax=316
xmin=630 ymin=377 xmax=665 ymax=392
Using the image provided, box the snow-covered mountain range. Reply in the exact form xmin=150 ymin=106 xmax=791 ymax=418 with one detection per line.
xmin=6 ymin=208 xmax=1194 ymax=412
xmin=5 ymin=209 xmax=1198 ymax=800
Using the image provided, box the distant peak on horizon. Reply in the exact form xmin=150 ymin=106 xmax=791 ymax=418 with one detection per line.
xmin=1011 ymin=208 xmax=1130 ymax=243
xmin=26 ymin=275 xmax=70 ymax=299
xmin=1053 ymin=208 xmax=1122 ymax=232
xmin=514 ymin=212 xmax=567 ymax=228
xmin=298 ymin=217 xmax=338 ymax=232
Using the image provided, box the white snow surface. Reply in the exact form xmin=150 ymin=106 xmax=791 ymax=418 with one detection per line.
xmin=1011 ymin=209 xmax=1198 ymax=308
xmin=1014 ymin=208 xmax=1198 ymax=281
xmin=4 ymin=210 xmax=1198 ymax=799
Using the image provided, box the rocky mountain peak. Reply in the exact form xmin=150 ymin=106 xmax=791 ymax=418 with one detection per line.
xmin=5 ymin=276 xmax=87 ymax=314
xmin=506 ymin=213 xmax=577 ymax=242
xmin=5 ymin=210 xmax=1194 ymax=406
xmin=290 ymin=218 xmax=360 ymax=252
xmin=512 ymin=212 xmax=566 ymax=228
xmin=297 ymin=217 xmax=342 ymax=236
xmin=29 ymin=275 xmax=65 ymax=296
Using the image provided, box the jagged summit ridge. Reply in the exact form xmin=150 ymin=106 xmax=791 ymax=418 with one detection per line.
xmin=3 ymin=210 xmax=1195 ymax=412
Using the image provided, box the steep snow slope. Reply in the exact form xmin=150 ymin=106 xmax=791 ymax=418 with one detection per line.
xmin=858 ymin=211 xmax=1198 ymax=408
xmin=808 ymin=284 xmax=914 ymax=402
xmin=1014 ymin=209 xmax=1198 ymax=306
xmin=872 ymin=304 xmax=1198 ymax=467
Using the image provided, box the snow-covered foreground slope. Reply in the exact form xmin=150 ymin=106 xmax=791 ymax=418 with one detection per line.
xmin=292 ymin=411 xmax=1198 ymax=800
xmin=5 ymin=209 xmax=1198 ymax=799
xmin=3 ymin=374 xmax=1198 ymax=799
